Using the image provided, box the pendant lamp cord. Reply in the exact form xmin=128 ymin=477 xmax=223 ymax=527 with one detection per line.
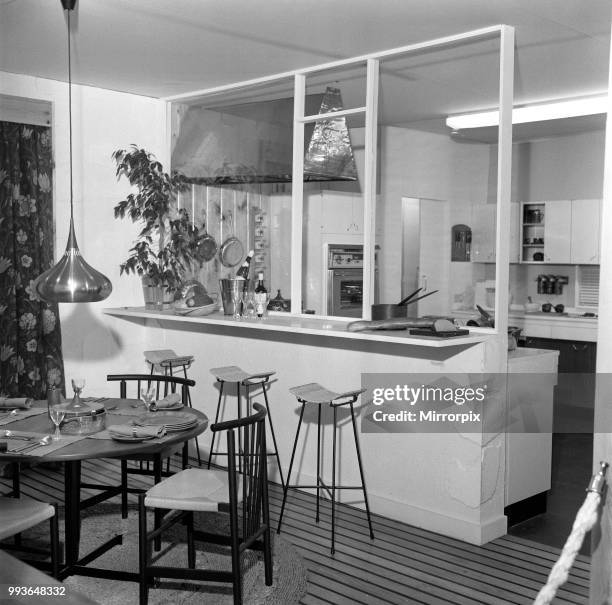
xmin=66 ymin=6 xmax=74 ymax=222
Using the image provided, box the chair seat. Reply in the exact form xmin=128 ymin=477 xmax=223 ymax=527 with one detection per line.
xmin=0 ymin=497 xmax=55 ymax=541
xmin=289 ymin=382 xmax=365 ymax=405
xmin=144 ymin=468 xmax=241 ymax=512
xmin=210 ymin=366 xmax=275 ymax=385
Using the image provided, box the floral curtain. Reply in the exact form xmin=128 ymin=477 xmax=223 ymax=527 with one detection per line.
xmin=0 ymin=121 xmax=65 ymax=399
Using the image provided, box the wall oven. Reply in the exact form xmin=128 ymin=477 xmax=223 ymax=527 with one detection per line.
xmin=326 ymin=245 xmax=377 ymax=317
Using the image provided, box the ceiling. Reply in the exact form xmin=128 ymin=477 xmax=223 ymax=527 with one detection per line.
xmin=1 ymin=0 xmax=611 ymax=139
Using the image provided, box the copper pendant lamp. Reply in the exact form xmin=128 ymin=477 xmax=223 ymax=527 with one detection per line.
xmin=36 ymin=0 xmax=112 ymax=303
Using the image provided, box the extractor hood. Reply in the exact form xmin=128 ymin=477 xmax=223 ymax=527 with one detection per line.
xmin=171 ymin=86 xmax=358 ymax=185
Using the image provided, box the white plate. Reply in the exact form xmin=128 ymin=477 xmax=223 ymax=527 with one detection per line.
xmin=164 ymin=423 xmax=197 ymax=433
xmin=110 ymin=433 xmax=157 ymax=443
xmin=135 ymin=412 xmax=197 ymax=428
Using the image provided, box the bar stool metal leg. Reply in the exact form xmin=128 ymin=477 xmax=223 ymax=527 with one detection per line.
xmin=181 ymin=364 xmax=200 ymax=465
xmin=331 ymin=404 xmax=337 ymax=555
xmin=350 ymin=402 xmax=375 ymax=539
xmin=276 ymin=402 xmax=306 ymax=534
xmin=207 ymin=380 xmax=225 ymax=469
xmin=262 ymin=385 xmax=285 ymax=490
xmin=315 ymin=403 xmax=322 ymax=523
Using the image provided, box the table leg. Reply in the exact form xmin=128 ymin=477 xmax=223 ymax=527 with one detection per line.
xmin=64 ymin=460 xmax=82 ymax=567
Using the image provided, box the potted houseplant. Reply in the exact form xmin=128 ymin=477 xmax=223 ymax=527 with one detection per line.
xmin=113 ymin=145 xmax=201 ymax=308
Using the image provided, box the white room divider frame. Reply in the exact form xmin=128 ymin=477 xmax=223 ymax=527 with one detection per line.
xmin=164 ymin=24 xmax=515 ymax=332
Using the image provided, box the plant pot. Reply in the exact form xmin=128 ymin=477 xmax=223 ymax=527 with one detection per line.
xmin=142 ymin=277 xmax=174 ymax=310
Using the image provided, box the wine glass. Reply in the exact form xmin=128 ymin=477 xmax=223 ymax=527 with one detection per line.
xmin=244 ymin=291 xmax=255 ymax=319
xmin=71 ymin=378 xmax=85 ymax=398
xmin=255 ymin=292 xmax=270 ymax=320
xmin=49 ymin=404 xmax=66 ymax=441
xmin=140 ymin=385 xmax=156 ymax=411
xmin=231 ymin=289 xmax=244 ymax=320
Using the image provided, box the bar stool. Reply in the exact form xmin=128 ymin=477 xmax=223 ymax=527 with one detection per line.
xmin=144 ymin=349 xmax=201 ymax=466
xmin=207 ymin=365 xmax=285 ymax=489
xmin=276 ymin=382 xmax=374 ymax=554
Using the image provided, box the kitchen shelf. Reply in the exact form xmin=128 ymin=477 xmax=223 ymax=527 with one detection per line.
xmin=521 ymin=202 xmax=547 ymax=263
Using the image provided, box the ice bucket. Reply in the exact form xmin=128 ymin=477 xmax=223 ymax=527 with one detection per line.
xmin=219 ymin=279 xmax=250 ymax=315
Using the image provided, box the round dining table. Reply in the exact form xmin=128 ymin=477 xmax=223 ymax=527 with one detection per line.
xmin=0 ymin=399 xmax=208 ymax=581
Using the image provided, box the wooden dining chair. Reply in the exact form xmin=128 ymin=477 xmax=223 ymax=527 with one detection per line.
xmin=0 ymin=496 xmax=60 ymax=578
xmin=138 ymin=402 xmax=272 ymax=605
xmin=106 ymin=374 xmax=196 ymax=520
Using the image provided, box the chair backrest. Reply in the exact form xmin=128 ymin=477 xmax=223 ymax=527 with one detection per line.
xmin=106 ymin=373 xmax=195 ymax=405
xmin=212 ymin=402 xmax=270 ymax=547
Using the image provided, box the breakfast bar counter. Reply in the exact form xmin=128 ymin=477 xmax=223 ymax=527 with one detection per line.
xmin=104 ymin=307 xmax=490 ymax=347
xmin=104 ymin=306 xmax=513 ymax=545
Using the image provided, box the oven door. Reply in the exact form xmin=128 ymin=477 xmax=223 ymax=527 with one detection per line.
xmin=327 ymin=268 xmax=363 ymax=317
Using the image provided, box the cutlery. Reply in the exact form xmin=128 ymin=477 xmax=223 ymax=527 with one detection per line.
xmin=3 ymin=430 xmax=33 ymax=441
xmin=11 ymin=435 xmax=52 ymax=453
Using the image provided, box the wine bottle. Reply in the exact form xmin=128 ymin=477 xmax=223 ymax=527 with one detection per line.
xmin=236 ymin=250 xmax=254 ymax=280
xmin=254 ymin=272 xmax=268 ymax=318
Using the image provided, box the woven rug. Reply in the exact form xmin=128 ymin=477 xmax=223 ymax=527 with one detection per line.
xmin=36 ymin=504 xmax=307 ymax=604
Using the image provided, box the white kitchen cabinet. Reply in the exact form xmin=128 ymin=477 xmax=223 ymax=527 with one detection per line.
xmin=521 ymin=199 xmax=599 ymax=264
xmin=505 ymin=348 xmax=558 ymax=507
xmin=471 ymin=202 xmax=519 ymax=263
xmin=543 ymin=200 xmax=571 ymax=263
xmin=570 ymin=198 xmax=601 ymax=264
xmin=520 ymin=200 xmax=571 ymax=263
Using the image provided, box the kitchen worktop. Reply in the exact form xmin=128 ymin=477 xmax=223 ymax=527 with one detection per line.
xmin=103 ymin=307 xmax=490 ymax=348
xmin=455 ymin=309 xmax=597 ymax=342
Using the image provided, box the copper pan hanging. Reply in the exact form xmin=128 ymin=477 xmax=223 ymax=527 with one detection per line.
xmin=219 ymin=191 xmax=244 ymax=267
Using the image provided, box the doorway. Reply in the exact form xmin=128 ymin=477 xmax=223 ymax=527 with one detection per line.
xmin=401 ymin=197 xmax=449 ymax=316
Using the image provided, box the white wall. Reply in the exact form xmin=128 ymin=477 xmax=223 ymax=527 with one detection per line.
xmin=0 ymin=71 xmax=167 ymax=394
xmin=378 ymin=126 xmax=493 ymax=306
xmin=517 ymin=130 xmax=605 ymax=202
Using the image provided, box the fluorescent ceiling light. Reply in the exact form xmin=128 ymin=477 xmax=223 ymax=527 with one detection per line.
xmin=446 ymin=94 xmax=609 ymax=130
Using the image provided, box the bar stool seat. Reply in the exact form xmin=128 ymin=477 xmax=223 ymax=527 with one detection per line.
xmin=277 ymin=382 xmax=374 ymax=554
xmin=144 ymin=349 xmax=200 ymax=466
xmin=144 ymin=349 xmax=194 ymax=373
xmin=210 ymin=366 xmax=274 ymax=384
xmin=289 ymin=383 xmax=364 ymax=405
xmin=207 ymin=366 xmax=284 ymax=489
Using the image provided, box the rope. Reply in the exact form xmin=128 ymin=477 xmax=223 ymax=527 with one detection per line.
xmin=533 ymin=462 xmax=608 ymax=605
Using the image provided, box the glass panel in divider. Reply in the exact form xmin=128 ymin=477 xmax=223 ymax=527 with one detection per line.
xmin=170 ymin=78 xmax=294 ymax=311
xmin=377 ymin=32 xmax=502 ymax=326
xmin=300 ymin=64 xmax=367 ymax=318
xmin=301 ymin=113 xmax=366 ymax=317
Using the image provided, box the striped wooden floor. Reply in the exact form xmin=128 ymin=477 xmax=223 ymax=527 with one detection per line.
xmin=1 ymin=457 xmax=589 ymax=604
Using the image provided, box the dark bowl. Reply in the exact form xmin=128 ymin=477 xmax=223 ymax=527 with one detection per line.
xmin=554 ymin=304 xmax=565 ymax=313
xmin=542 ymin=303 xmax=552 ymax=312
